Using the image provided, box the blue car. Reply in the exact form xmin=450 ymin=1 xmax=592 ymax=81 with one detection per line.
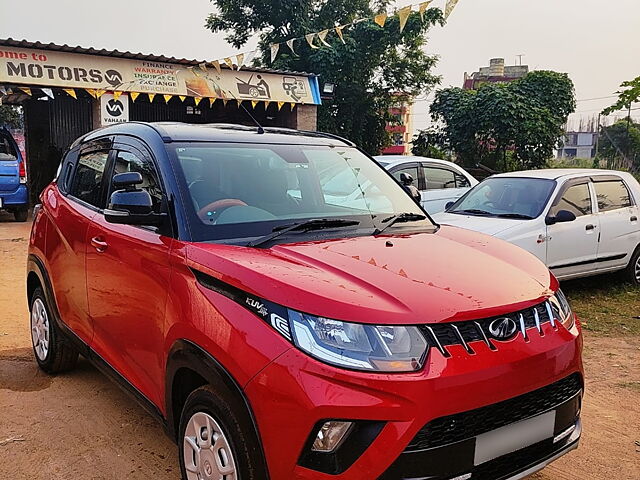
xmin=0 ymin=127 xmax=28 ymax=221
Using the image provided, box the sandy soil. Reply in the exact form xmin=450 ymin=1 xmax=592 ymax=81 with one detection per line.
xmin=1 ymin=213 xmax=638 ymax=479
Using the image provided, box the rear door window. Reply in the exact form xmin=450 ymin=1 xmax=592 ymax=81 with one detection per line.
xmin=69 ymin=151 xmax=109 ymax=208
xmin=423 ymin=166 xmax=457 ymax=190
xmin=594 ymin=180 xmax=633 ymax=212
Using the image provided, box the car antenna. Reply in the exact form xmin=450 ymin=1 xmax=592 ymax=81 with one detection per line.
xmin=223 ymin=88 xmax=265 ymax=134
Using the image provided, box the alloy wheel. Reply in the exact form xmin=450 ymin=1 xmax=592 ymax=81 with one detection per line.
xmin=635 ymin=256 xmax=640 ymax=283
xmin=183 ymin=411 xmax=238 ymax=480
xmin=31 ymin=297 xmax=50 ymax=361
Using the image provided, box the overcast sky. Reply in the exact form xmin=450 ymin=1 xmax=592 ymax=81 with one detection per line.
xmin=1 ymin=0 xmax=638 ymax=132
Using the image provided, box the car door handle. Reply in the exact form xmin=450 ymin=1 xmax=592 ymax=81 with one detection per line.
xmin=90 ymin=236 xmax=108 ymax=253
xmin=631 ymin=216 xmax=638 ymax=222
xmin=585 ymin=224 xmax=596 ymax=231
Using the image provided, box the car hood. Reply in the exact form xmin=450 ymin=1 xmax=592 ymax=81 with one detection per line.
xmin=185 ymin=226 xmax=555 ymax=325
xmin=432 ymin=212 xmax=526 ymax=237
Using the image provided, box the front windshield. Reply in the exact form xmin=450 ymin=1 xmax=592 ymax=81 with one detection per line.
xmin=448 ymin=177 xmax=556 ymax=219
xmin=169 ymin=142 xmax=430 ymax=242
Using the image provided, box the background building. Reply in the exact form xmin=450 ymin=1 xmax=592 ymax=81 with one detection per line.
xmin=557 ymin=131 xmax=598 ymax=159
xmin=463 ymin=58 xmax=529 ymax=90
xmin=381 ymin=99 xmax=413 ymax=155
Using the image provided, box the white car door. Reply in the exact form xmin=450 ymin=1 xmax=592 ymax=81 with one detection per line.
xmin=545 ymin=179 xmax=600 ymax=278
xmin=421 ymin=164 xmax=472 ymax=214
xmin=592 ymin=176 xmax=640 ymax=270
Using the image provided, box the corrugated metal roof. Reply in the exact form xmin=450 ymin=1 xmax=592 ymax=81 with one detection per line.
xmin=0 ymin=38 xmax=315 ymax=77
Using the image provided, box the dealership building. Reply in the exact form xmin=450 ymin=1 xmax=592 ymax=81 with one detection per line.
xmin=0 ymin=38 xmax=321 ymax=201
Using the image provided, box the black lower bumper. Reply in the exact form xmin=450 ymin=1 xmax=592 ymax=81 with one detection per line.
xmin=380 ymin=386 xmax=582 ymax=480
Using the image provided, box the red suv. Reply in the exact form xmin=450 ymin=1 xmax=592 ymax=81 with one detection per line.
xmin=28 ymin=122 xmax=583 ymax=480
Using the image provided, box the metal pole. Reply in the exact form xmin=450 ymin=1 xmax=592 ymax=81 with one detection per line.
xmin=626 ymin=103 xmax=632 ymax=160
xmin=594 ymin=113 xmax=601 ymax=160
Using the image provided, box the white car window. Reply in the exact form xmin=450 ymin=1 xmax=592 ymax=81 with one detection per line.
xmin=594 ymin=180 xmax=633 ymax=212
xmin=552 ymin=183 xmax=592 ymax=217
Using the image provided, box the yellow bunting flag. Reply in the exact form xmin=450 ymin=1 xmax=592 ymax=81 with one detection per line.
xmin=113 ymin=91 xmax=122 ymax=101
xmin=178 ymin=95 xmax=186 ymax=102
xmin=290 ymin=102 xmax=295 ymax=110
xmin=445 ymin=0 xmax=461 ymax=19
xmin=19 ymin=87 xmax=32 ymax=96
xmin=235 ymin=53 xmax=245 ymax=70
xmin=335 ymin=25 xmax=346 ymax=43
xmin=317 ymin=29 xmax=331 ymax=47
xmin=374 ymin=13 xmax=387 ymax=27
xmin=398 ymin=6 xmax=412 ymax=32
xmin=419 ymin=1 xmax=432 ymax=21
xmin=130 ymin=92 xmax=140 ymax=102
xmin=270 ymin=44 xmax=280 ymax=63
xmin=265 ymin=101 xmax=271 ymax=109
xmin=211 ymin=60 xmax=221 ymax=74
xmin=209 ymin=98 xmax=216 ymax=107
xmin=95 ymin=89 xmax=106 ymax=98
xmin=223 ymin=57 xmax=234 ymax=70
xmin=251 ymin=100 xmax=259 ymax=109
xmin=163 ymin=94 xmax=172 ymax=103
xmin=286 ymin=38 xmax=296 ymax=55
xmin=85 ymin=89 xmax=97 ymax=98
xmin=222 ymin=99 xmax=228 ymax=106
xmin=277 ymin=101 xmax=285 ymax=111
xmin=305 ymin=33 xmax=319 ymax=49
xmin=148 ymin=93 xmax=156 ymax=102
xmin=199 ymin=63 xmax=208 ymax=73
xmin=63 ymin=88 xmax=77 ymax=99
xmin=194 ymin=97 xmax=202 ymax=106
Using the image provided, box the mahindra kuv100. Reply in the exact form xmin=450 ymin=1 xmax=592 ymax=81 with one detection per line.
xmin=28 ymin=122 xmax=583 ymax=480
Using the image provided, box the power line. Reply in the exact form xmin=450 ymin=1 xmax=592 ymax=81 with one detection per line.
xmin=575 ymin=95 xmax=618 ymax=102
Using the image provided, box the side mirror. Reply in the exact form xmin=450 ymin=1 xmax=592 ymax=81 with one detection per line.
xmin=545 ymin=209 xmax=576 ymax=225
xmin=104 ymin=172 xmax=166 ymax=226
xmin=399 ymin=172 xmax=414 ymax=186
xmin=445 ymin=201 xmax=455 ymax=211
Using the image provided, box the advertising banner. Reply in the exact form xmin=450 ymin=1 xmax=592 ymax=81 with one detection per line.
xmin=0 ymin=46 xmax=320 ymax=105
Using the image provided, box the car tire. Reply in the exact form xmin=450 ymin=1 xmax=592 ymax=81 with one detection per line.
xmin=30 ymin=287 xmax=79 ymax=374
xmin=14 ymin=209 xmax=28 ymax=222
xmin=626 ymin=246 xmax=640 ymax=286
xmin=178 ymin=385 xmax=265 ymax=480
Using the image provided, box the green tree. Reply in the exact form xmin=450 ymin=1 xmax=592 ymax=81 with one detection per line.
xmin=205 ymin=1 xmax=443 ymax=154
xmin=602 ymin=76 xmax=640 ymax=116
xmin=598 ymin=120 xmax=640 ymax=166
xmin=0 ymin=105 xmax=23 ymax=129
xmin=419 ymin=71 xmax=576 ymax=171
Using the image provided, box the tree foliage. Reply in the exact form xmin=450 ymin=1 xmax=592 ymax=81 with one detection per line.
xmin=205 ymin=1 xmax=443 ymax=154
xmin=603 ymin=76 xmax=640 ymax=116
xmin=417 ymin=71 xmax=576 ymax=171
xmin=598 ymin=120 xmax=640 ymax=166
xmin=0 ymin=105 xmax=23 ymax=129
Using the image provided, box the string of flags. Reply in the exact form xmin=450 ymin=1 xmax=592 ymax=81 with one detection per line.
xmin=0 ymin=0 xmax=463 ymax=107
xmin=0 ymin=84 xmax=298 ymax=111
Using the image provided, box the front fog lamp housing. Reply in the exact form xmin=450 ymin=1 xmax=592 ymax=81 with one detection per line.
xmin=550 ymin=290 xmax=575 ymax=329
xmin=288 ymin=310 xmax=428 ymax=372
xmin=311 ymin=421 xmax=353 ymax=452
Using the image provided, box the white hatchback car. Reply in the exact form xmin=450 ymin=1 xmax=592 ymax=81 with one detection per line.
xmin=374 ymin=156 xmax=478 ymax=214
xmin=433 ymin=169 xmax=640 ymax=284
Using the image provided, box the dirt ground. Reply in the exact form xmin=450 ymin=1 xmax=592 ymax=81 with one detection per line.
xmin=0 ymin=213 xmax=638 ymax=479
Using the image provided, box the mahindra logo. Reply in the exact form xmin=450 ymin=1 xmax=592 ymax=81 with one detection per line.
xmin=105 ymin=69 xmax=123 ymax=87
xmin=488 ymin=317 xmax=518 ymax=340
xmin=106 ymin=99 xmax=124 ymax=117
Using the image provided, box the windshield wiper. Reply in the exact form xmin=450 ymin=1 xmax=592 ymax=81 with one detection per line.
xmin=496 ymin=213 xmax=534 ymax=220
xmin=246 ymin=218 xmax=360 ymax=248
xmin=451 ymin=208 xmax=494 ymax=216
xmin=373 ymin=213 xmax=427 ymax=235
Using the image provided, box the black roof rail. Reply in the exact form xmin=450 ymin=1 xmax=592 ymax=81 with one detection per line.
xmin=295 ymin=129 xmax=356 ymax=146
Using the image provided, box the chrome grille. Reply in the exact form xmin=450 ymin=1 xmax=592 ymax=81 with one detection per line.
xmin=419 ymin=301 xmax=560 ymax=357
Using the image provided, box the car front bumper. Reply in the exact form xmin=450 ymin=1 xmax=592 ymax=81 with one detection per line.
xmin=244 ymin=318 xmax=583 ymax=480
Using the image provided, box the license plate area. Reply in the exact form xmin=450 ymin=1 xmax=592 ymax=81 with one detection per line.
xmin=474 ymin=410 xmax=556 ymax=466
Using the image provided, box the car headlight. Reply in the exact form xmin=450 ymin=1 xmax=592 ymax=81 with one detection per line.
xmin=550 ymin=290 xmax=575 ymax=329
xmin=287 ymin=310 xmax=428 ymax=372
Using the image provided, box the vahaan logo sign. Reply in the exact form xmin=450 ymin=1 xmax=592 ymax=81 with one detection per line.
xmin=105 ymin=69 xmax=123 ymax=87
xmin=106 ymin=99 xmax=124 ymax=117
